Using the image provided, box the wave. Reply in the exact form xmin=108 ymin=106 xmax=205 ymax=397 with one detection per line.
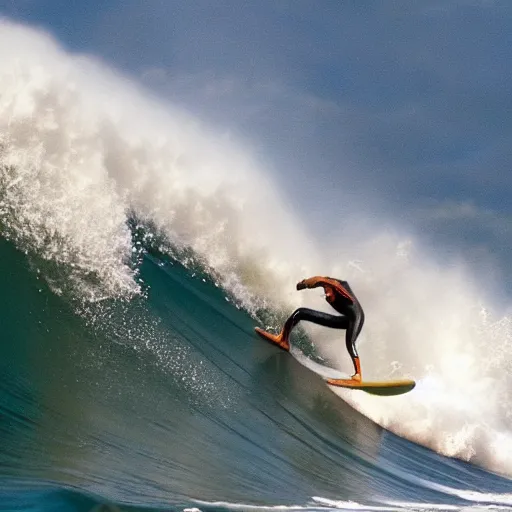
xmin=0 ymin=19 xmax=318 ymax=310
xmin=1 ymin=19 xmax=512 ymax=478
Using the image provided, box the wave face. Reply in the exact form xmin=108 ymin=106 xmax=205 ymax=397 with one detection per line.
xmin=1 ymin=20 xmax=512 ymax=511
xmin=1 ymin=238 xmax=512 ymax=512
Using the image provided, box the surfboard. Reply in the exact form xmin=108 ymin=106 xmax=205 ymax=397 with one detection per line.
xmin=254 ymin=327 xmax=415 ymax=396
xmin=326 ymin=378 xmax=415 ymax=396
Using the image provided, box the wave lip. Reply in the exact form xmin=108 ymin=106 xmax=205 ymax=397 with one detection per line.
xmin=0 ymin=19 xmax=318 ymax=308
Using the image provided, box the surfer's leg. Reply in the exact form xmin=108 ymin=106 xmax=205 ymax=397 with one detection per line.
xmin=280 ymin=307 xmax=348 ymax=343
xmin=345 ymin=305 xmax=364 ymax=381
xmin=256 ymin=308 xmax=348 ymax=351
xmin=325 ymin=310 xmax=363 ymax=386
xmin=345 ymin=324 xmax=361 ymax=381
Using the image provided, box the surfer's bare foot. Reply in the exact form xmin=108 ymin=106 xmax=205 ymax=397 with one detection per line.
xmin=272 ymin=333 xmax=290 ymax=351
xmin=351 ymin=357 xmax=362 ymax=382
xmin=254 ymin=327 xmax=290 ymax=351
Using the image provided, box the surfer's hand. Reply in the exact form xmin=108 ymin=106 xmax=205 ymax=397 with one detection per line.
xmin=296 ymin=280 xmax=307 ymax=290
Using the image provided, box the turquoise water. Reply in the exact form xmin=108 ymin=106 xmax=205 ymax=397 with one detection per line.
xmin=1 ymin=238 xmax=511 ymax=512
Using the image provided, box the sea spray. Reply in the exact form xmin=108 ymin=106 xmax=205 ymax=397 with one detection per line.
xmin=0 ymin=20 xmax=318 ymax=311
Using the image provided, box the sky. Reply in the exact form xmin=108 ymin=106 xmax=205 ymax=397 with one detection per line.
xmin=1 ymin=0 xmax=512 ymax=293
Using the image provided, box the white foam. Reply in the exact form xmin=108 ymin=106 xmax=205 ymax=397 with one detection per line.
xmin=0 ymin=19 xmax=320 ymax=308
xmin=326 ymin=241 xmax=512 ymax=476
xmin=193 ymin=499 xmax=321 ymax=511
xmin=312 ymin=497 xmax=402 ymax=511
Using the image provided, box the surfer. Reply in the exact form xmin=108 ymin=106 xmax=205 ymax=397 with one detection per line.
xmin=255 ymin=276 xmax=365 ymax=381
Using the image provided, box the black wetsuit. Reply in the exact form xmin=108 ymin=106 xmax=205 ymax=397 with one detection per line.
xmin=282 ymin=279 xmax=365 ymax=361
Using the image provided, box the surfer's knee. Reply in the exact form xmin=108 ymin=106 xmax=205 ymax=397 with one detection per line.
xmin=293 ymin=307 xmax=309 ymax=317
xmin=282 ymin=308 xmax=307 ymax=334
xmin=289 ymin=307 xmax=309 ymax=323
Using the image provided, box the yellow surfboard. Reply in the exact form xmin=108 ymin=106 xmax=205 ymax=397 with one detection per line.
xmin=326 ymin=378 xmax=415 ymax=396
xmin=254 ymin=327 xmax=415 ymax=396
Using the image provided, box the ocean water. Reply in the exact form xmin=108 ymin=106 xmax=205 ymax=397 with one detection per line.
xmin=1 ymin=20 xmax=512 ymax=512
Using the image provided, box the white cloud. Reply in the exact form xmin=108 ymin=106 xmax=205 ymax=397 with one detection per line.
xmin=417 ymin=200 xmax=512 ymax=237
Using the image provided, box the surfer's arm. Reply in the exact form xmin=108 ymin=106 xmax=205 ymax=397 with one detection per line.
xmin=296 ymin=276 xmax=323 ymax=290
xmin=296 ymin=276 xmax=354 ymax=302
xmin=297 ymin=276 xmax=339 ymax=290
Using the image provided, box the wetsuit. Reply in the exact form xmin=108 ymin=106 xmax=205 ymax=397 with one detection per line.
xmin=282 ymin=277 xmax=365 ymax=373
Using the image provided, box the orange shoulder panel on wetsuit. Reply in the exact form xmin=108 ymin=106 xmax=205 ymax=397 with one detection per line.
xmin=303 ymin=276 xmax=354 ymax=303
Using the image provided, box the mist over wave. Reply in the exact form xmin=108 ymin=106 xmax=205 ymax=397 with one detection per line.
xmin=0 ymin=19 xmax=318 ymax=308
xmin=1 ymin=20 xmax=512 ymax=478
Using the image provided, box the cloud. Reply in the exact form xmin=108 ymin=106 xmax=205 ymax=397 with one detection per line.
xmin=411 ymin=199 xmax=512 ymax=296
xmin=416 ymin=200 xmax=512 ymax=244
